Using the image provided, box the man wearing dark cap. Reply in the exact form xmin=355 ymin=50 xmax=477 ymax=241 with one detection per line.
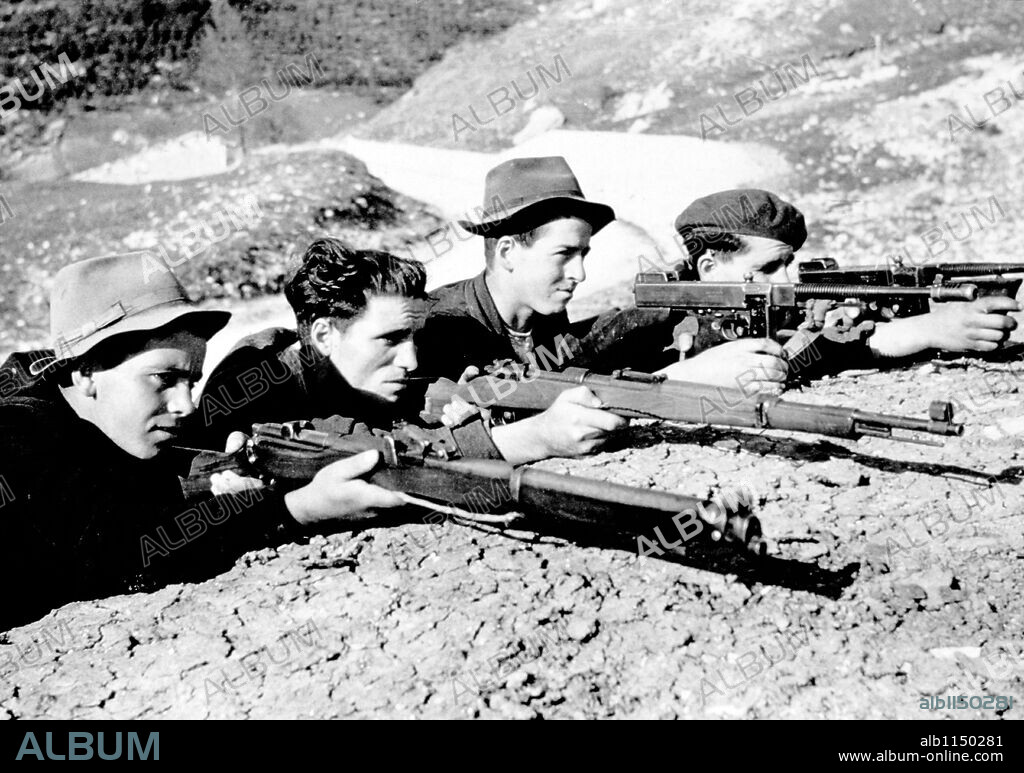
xmin=668 ymin=189 xmax=1019 ymax=384
xmin=417 ymin=157 xmax=781 ymax=462
xmin=0 ymin=252 xmax=404 ymax=629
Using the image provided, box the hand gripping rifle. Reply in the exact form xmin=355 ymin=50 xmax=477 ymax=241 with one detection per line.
xmin=178 ymin=418 xmax=766 ymax=556
xmin=424 ymin=361 xmax=963 ymax=446
xmin=633 ymin=271 xmax=978 ymax=357
xmin=798 ymin=256 xmax=1024 ymax=319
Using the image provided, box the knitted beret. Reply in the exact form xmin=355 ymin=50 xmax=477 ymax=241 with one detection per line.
xmin=674 ymin=189 xmax=806 ymax=250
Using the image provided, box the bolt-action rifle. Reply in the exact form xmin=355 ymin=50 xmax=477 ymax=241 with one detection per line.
xmin=178 ymin=417 xmax=766 ymax=556
xmin=424 ymin=362 xmax=963 ymax=446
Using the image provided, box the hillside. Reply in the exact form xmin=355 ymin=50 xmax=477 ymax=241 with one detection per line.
xmin=361 ymin=0 xmax=1024 ymax=267
xmin=0 ymin=0 xmax=538 ymax=176
xmin=0 ymin=150 xmax=444 ymax=353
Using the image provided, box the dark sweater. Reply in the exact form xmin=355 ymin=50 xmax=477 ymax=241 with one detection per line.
xmin=194 ymin=328 xmax=399 ymax=450
xmin=195 ymin=327 xmax=502 ymax=458
xmin=0 ymin=352 xmax=303 ymax=630
xmin=416 ymin=271 xmax=679 ymax=380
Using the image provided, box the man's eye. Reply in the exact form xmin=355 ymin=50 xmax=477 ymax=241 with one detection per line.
xmin=151 ymin=373 xmax=180 ymax=388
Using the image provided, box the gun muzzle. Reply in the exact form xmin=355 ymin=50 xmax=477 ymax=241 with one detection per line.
xmin=696 ymin=494 xmax=767 ymax=556
xmin=514 ymin=468 xmax=767 ymax=557
xmin=851 ymin=400 xmax=964 ymax=443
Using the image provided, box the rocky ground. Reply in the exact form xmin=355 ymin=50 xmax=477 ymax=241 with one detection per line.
xmin=3 ymin=347 xmax=1022 ymax=720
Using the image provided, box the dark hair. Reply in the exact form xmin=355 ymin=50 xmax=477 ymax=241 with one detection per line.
xmin=284 ymin=238 xmax=427 ymax=340
xmin=481 ymin=207 xmax=587 ymax=264
xmin=676 ymin=229 xmax=748 ymax=279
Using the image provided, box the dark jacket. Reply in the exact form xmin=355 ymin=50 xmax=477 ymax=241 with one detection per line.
xmin=417 ymin=272 xmax=882 ymax=383
xmin=416 ymin=271 xmax=679 ymax=380
xmin=0 ymin=352 xmax=303 ymax=631
xmin=195 ymin=328 xmax=502 ymax=458
xmin=194 ymin=328 xmax=397 ymax=450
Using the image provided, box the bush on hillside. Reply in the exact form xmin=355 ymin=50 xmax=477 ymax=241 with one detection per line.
xmin=0 ymin=0 xmax=210 ymax=110
xmin=227 ymin=0 xmax=534 ymax=94
xmin=0 ymin=0 xmax=536 ymax=122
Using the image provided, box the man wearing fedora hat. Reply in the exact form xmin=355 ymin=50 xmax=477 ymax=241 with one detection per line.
xmin=0 ymin=252 xmax=405 ymax=629
xmin=415 ymin=157 xmax=787 ymax=461
xmin=665 ymin=189 xmax=1020 ymax=386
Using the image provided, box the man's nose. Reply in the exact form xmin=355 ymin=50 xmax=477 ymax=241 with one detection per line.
xmin=395 ymin=340 xmax=418 ymax=372
xmin=566 ymin=254 xmax=586 ymax=284
xmin=167 ymin=382 xmax=196 ymax=418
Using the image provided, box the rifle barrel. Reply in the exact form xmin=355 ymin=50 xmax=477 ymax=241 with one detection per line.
xmin=793 ymin=283 xmax=977 ymax=302
xmin=758 ymin=399 xmax=963 ymax=440
xmin=512 ymin=466 xmax=765 ymax=555
xmin=931 ymin=262 xmax=1024 ymax=275
xmin=240 ymin=423 xmax=768 ymax=556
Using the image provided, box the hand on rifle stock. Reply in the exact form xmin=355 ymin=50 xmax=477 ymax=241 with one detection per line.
xmin=657 ymin=338 xmax=788 ymax=395
xmin=491 ymin=386 xmax=627 ymax=464
xmin=440 ymin=365 xmax=492 ymax=426
xmin=284 ymin=449 xmax=405 ymax=528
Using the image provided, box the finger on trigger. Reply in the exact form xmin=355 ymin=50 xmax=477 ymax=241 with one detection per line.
xmin=981 ymin=313 xmax=1018 ymax=329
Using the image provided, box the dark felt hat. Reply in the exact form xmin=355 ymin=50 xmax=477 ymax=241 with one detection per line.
xmin=458 ymin=156 xmax=615 ymax=236
xmin=674 ymin=189 xmax=806 ymax=250
xmin=29 ymin=251 xmax=230 ymax=375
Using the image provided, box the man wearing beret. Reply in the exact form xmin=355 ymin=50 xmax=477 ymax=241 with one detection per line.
xmin=0 ymin=252 xmax=405 ymax=630
xmin=666 ymin=189 xmax=1020 ymax=387
xmin=416 ymin=157 xmax=785 ymax=460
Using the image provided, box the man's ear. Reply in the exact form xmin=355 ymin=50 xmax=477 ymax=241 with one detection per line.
xmin=696 ymin=254 xmax=717 ymax=279
xmin=70 ymin=369 xmax=98 ymax=398
xmin=494 ymin=235 xmax=518 ymax=272
xmin=308 ymin=317 xmax=335 ymax=357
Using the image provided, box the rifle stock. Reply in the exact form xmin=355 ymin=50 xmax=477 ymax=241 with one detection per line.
xmin=178 ymin=419 xmax=766 ymax=556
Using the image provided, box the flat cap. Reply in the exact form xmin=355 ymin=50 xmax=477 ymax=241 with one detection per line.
xmin=674 ymin=189 xmax=806 ymax=251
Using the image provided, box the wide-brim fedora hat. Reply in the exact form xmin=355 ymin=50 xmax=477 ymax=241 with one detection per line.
xmin=29 ymin=251 xmax=231 ymax=376
xmin=457 ymin=156 xmax=615 ymax=236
